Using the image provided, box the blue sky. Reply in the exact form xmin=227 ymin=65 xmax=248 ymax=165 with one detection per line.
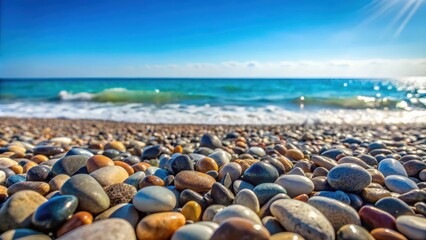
xmin=1 ymin=0 xmax=425 ymax=77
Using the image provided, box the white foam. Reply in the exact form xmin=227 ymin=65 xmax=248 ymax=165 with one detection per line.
xmin=58 ymin=90 xmax=94 ymax=101
xmin=1 ymin=102 xmax=426 ymax=125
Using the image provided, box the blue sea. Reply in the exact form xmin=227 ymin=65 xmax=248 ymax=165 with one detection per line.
xmin=1 ymin=78 xmax=425 ymax=124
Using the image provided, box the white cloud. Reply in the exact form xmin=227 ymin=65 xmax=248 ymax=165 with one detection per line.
xmin=1 ymin=58 xmax=425 ymax=78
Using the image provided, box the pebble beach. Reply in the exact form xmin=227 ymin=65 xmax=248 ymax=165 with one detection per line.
xmin=0 ymin=117 xmax=425 ymax=240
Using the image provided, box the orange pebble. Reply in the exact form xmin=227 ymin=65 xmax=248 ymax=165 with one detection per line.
xmin=56 ymin=211 xmax=93 ymax=237
xmin=105 ymin=141 xmax=126 ymax=152
xmin=139 ymin=175 xmax=165 ymax=188
xmin=293 ymin=194 xmax=309 ymax=202
xmin=23 ymin=161 xmax=38 ymax=173
xmin=132 ymin=162 xmax=151 ymax=172
xmin=195 ymin=157 xmax=218 ymax=173
xmin=10 ymin=152 xmax=26 ymax=158
xmin=173 ymin=145 xmax=183 ymax=154
xmin=31 ymin=154 xmax=49 ymax=164
xmin=8 ymin=145 xmax=26 ymax=154
xmin=371 ymin=228 xmax=407 ymax=240
xmin=9 ymin=165 xmax=23 ymax=174
xmin=114 ymin=161 xmax=134 ymax=175
xmin=86 ymin=155 xmax=114 ymax=173
xmin=0 ymin=185 xmax=8 ymax=202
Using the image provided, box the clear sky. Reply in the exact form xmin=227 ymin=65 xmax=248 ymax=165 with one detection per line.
xmin=1 ymin=0 xmax=425 ymax=78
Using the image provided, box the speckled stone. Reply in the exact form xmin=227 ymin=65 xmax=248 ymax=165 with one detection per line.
xmin=270 ymin=199 xmax=335 ymax=240
xmin=31 ymin=195 xmax=78 ymax=231
xmin=375 ymin=197 xmax=415 ymax=218
xmin=234 ymin=189 xmax=260 ymax=213
xmin=210 ymin=217 xmax=270 ymax=240
xmin=174 ymin=170 xmax=215 ymax=193
xmin=314 ymin=190 xmax=351 ymax=204
xmin=136 ymin=212 xmax=185 ymax=240
xmin=275 ymin=175 xmax=313 ymax=198
xmin=52 ymin=155 xmax=89 ymax=176
xmin=213 ymin=204 xmax=261 ymax=224
xmin=327 ymin=163 xmax=372 ymax=192
xmin=0 ymin=190 xmax=47 ymax=232
xmin=133 ymin=186 xmax=176 ymax=213
xmin=139 ymin=175 xmax=165 ymax=188
xmin=95 ymin=203 xmax=139 ymax=228
xmin=378 ymin=159 xmax=408 ymax=177
xmin=104 ymin=183 xmax=137 ymax=206
xmin=336 ymin=224 xmax=374 ymax=240
xmin=26 ymin=165 xmax=51 ymax=181
xmin=384 ymin=175 xmax=419 ymax=194
xmin=60 ymin=174 xmax=110 ymax=214
xmin=395 ymin=215 xmax=426 ymax=240
xmin=308 ymin=196 xmax=360 ymax=231
xmin=59 ymin=218 xmax=136 ymax=240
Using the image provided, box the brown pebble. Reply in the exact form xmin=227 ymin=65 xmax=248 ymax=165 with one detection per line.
xmin=114 ymin=161 xmax=134 ymax=175
xmin=285 ymin=149 xmax=304 ymax=160
xmin=49 ymin=174 xmax=70 ymax=192
xmin=371 ymin=228 xmax=408 ymax=240
xmin=56 ymin=211 xmax=93 ymax=237
xmin=7 ymin=181 xmax=50 ymax=196
xmin=359 ymin=206 xmax=396 ymax=230
xmin=105 ymin=141 xmax=126 ymax=152
xmin=136 ymin=212 xmax=186 ymax=240
xmin=9 ymin=165 xmax=23 ymax=174
xmin=31 ymin=154 xmax=49 ymax=164
xmin=173 ymin=145 xmax=183 ymax=154
xmin=196 ymin=157 xmax=219 ymax=173
xmin=270 ymin=232 xmax=305 ymax=240
xmin=174 ymin=170 xmax=216 ymax=193
xmin=86 ymin=155 xmax=114 ymax=173
xmin=132 ymin=162 xmax=151 ymax=172
xmin=23 ymin=161 xmax=38 ymax=173
xmin=210 ymin=217 xmax=270 ymax=240
xmin=139 ymin=175 xmax=165 ymax=188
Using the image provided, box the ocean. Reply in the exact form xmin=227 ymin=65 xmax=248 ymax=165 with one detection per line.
xmin=1 ymin=78 xmax=425 ymax=124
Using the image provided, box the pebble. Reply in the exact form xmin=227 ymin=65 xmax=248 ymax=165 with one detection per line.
xmin=60 ymin=174 xmax=110 ymax=214
xmin=262 ymin=216 xmax=285 ymax=235
xmin=49 ymin=174 xmax=70 ymax=191
xmin=234 ymin=189 xmax=260 ymax=213
xmin=26 ymin=165 xmax=51 ymax=181
xmin=181 ymin=200 xmax=202 ymax=222
xmin=132 ymin=186 xmax=176 ymax=212
xmin=0 ymin=185 xmax=8 ymax=202
xmin=270 ymin=232 xmax=306 ymax=240
xmin=7 ymin=181 xmax=50 ymax=196
xmin=359 ymin=205 xmax=396 ymax=230
xmin=195 ymin=157 xmax=218 ymax=172
xmin=59 ymin=218 xmax=136 ymax=240
xmin=56 ymin=211 xmax=93 ymax=237
xmin=275 ymin=175 xmax=313 ymax=198
xmin=370 ymin=228 xmax=408 ymax=240
xmin=242 ymin=161 xmax=279 ymax=185
xmin=213 ymin=204 xmax=261 ymax=224
xmin=31 ymin=195 xmax=78 ymax=231
xmin=171 ymin=222 xmax=216 ymax=240
xmin=210 ymin=217 xmax=270 ymax=240
xmin=136 ymin=212 xmax=185 ymax=240
xmin=52 ymin=155 xmax=89 ymax=176
xmin=233 ymin=180 xmax=254 ymax=194
xmin=211 ymin=182 xmax=234 ymax=206
xmin=170 ymin=154 xmax=194 ymax=174
xmin=367 ymin=169 xmax=386 ymax=185
xmin=315 ymin=190 xmax=351 ymax=204
xmin=0 ymin=229 xmax=51 ymax=240
xmin=248 ymin=146 xmax=266 ymax=157
xmin=174 ymin=170 xmax=215 ymax=193
xmin=336 ymin=224 xmax=374 ymax=240
xmin=65 ymin=148 xmax=94 ymax=158
xmin=0 ymin=190 xmax=47 ymax=232
xmin=375 ymin=197 xmax=415 ymax=217
xmin=308 ymin=196 xmax=361 ymax=230
xmin=202 ymin=204 xmax=225 ymax=221
xmin=138 ymin=175 xmax=164 ymax=188
xmin=395 ymin=215 xmax=426 ymax=240
xmin=89 ymin=166 xmax=129 ymax=187
xmin=200 ymin=133 xmax=222 ymax=150
xmin=286 ymin=149 xmax=304 ymax=160
xmin=218 ymin=162 xmax=242 ymax=181
xmin=385 ymin=175 xmax=419 ymax=194
xmin=33 ymin=146 xmax=64 ymax=157
xmin=271 ymin=199 xmax=335 ymax=240
xmin=104 ymin=183 xmax=137 ymax=206
xmin=378 ymin=159 xmax=408 ymax=177
xmin=105 ymin=141 xmax=126 ymax=152
xmin=208 ymin=151 xmax=231 ymax=167
xmin=253 ymin=183 xmax=287 ymax=206
xmin=95 ymin=203 xmax=139 ymax=228
xmin=141 ymin=145 xmax=164 ymax=160
xmin=327 ymin=163 xmax=372 ymax=192
xmin=397 ymin=189 xmax=426 ymax=205
xmin=362 ymin=187 xmax=392 ymax=203
xmin=403 ymin=160 xmax=426 ymax=177
xmin=86 ymin=155 xmax=114 ymax=173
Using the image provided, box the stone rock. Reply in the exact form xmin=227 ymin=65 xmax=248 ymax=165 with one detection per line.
xmin=375 ymin=197 xmax=415 ymax=218
xmin=52 ymin=155 xmax=89 ymax=176
xmin=213 ymin=204 xmax=261 ymax=224
xmin=89 ymin=166 xmax=129 ymax=187
xmin=275 ymin=175 xmax=313 ymax=198
xmin=200 ymin=134 xmax=222 ymax=150
xmin=104 ymin=183 xmax=137 ymax=206
xmin=210 ymin=217 xmax=270 ymax=240
xmin=253 ymin=183 xmax=287 ymax=206
xmin=370 ymin=228 xmax=408 ymax=240
xmin=359 ymin=206 xmax=396 ymax=230
xmin=174 ymin=170 xmax=215 ymax=193
xmin=132 ymin=186 xmax=176 ymax=213
xmin=95 ymin=203 xmax=139 ymax=228
xmin=234 ymin=189 xmax=260 ymax=213
xmin=136 ymin=212 xmax=185 ymax=240
xmin=0 ymin=229 xmax=51 ymax=240
xmin=171 ymin=223 xmax=216 ymax=240
xmin=384 ymin=175 xmax=418 ymax=194
xmin=395 ymin=215 xmax=426 ymax=240
xmin=336 ymin=224 xmax=374 ymax=240
xmin=58 ymin=219 xmax=135 ymax=240
xmin=378 ymin=159 xmax=408 ymax=177
xmin=327 ymin=163 xmax=371 ymax=192
xmin=242 ymin=161 xmax=279 ymax=186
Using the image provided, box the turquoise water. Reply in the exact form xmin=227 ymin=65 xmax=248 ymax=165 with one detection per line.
xmin=1 ymin=78 xmax=425 ymax=124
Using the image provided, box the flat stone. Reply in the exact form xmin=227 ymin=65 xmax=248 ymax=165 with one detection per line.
xmin=200 ymin=134 xmax=222 ymax=150
xmin=171 ymin=223 xmax=216 ymax=240
xmin=33 ymin=146 xmax=64 ymax=157
xmin=314 ymin=190 xmax=351 ymax=204
xmin=327 ymin=163 xmax=371 ymax=192
xmin=336 ymin=224 xmax=374 ymax=240
xmin=275 ymin=174 xmax=313 ymax=198
xmin=362 ymin=187 xmax=392 ymax=203
xmin=378 ymin=159 xmax=408 ymax=177
xmin=136 ymin=212 xmax=185 ymax=240
xmin=95 ymin=203 xmax=139 ymax=228
xmin=210 ymin=217 xmax=270 ymax=240
xmin=31 ymin=195 xmax=78 ymax=231
xmin=60 ymin=174 xmax=110 ymax=214
xmin=50 ymin=137 xmax=72 ymax=145
xmin=375 ymin=197 xmax=415 ymax=218
xmin=396 ymin=215 xmax=426 ymax=240
xmin=270 ymin=199 xmax=335 ymax=240
xmin=213 ymin=204 xmax=261 ymax=224
xmin=58 ymin=218 xmax=135 ymax=240
xmin=359 ymin=205 xmax=396 ymax=230
xmin=124 ymin=171 xmax=146 ymax=188
xmin=26 ymin=165 xmax=51 ymax=181
xmin=133 ymin=186 xmax=176 ymax=213
xmin=397 ymin=189 xmax=426 ymax=205
xmin=86 ymin=155 xmax=114 ymax=173
xmin=174 ymin=170 xmax=215 ymax=193
xmin=385 ymin=175 xmax=418 ymax=194
xmin=89 ymin=166 xmax=129 ymax=187
xmin=65 ymin=147 xmax=94 ymax=158
xmin=0 ymin=190 xmax=47 ymax=232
